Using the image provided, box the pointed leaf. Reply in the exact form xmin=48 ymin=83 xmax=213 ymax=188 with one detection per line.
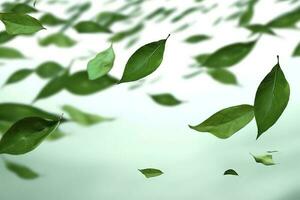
xmin=35 ymin=61 xmax=64 ymax=78
xmin=0 ymin=47 xmax=24 ymax=59
xmin=139 ymin=168 xmax=163 ymax=178
xmin=150 ymin=93 xmax=182 ymax=106
xmin=39 ymin=13 xmax=66 ymax=26
xmin=185 ymin=34 xmax=211 ymax=44
xmin=4 ymin=69 xmax=33 ymax=86
xmin=207 ymin=69 xmax=238 ymax=85
xmin=74 ymin=21 xmax=111 ymax=33
xmin=39 ymin=33 xmax=76 ymax=48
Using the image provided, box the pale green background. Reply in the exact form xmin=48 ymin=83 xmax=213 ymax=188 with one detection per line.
xmin=0 ymin=0 xmax=299 ymax=199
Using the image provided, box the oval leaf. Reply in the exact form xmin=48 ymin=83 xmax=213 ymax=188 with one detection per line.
xmin=150 ymin=93 xmax=183 ymax=106
xmin=139 ymin=168 xmax=163 ymax=178
xmin=39 ymin=33 xmax=76 ymax=48
xmin=207 ymin=69 xmax=238 ymax=85
xmin=74 ymin=21 xmax=111 ymax=33
xmin=0 ymin=47 xmax=24 ymax=59
xmin=35 ymin=61 xmax=64 ymax=78
xmin=5 ymin=160 xmax=39 ymax=179
xmin=4 ymin=69 xmax=33 ymax=86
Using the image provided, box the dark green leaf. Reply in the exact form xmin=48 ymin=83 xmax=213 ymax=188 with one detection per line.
xmin=36 ymin=61 xmax=64 ymax=78
xmin=189 ymin=105 xmax=254 ymax=139
xmin=292 ymin=42 xmax=300 ymax=57
xmin=96 ymin=11 xmax=128 ymax=27
xmin=87 ymin=45 xmax=115 ymax=80
xmin=0 ymin=117 xmax=60 ymax=155
xmin=39 ymin=13 xmax=66 ymax=26
xmin=5 ymin=160 xmax=39 ymax=179
xmin=10 ymin=3 xmax=37 ymax=14
xmin=185 ymin=34 xmax=211 ymax=44
xmin=4 ymin=69 xmax=33 ymax=86
xmin=224 ymin=169 xmax=239 ymax=176
xmin=0 ymin=31 xmax=15 ymax=44
xmin=252 ymin=154 xmax=275 ymax=166
xmin=267 ymin=6 xmax=300 ymax=28
xmin=139 ymin=168 xmax=163 ymax=178
xmin=74 ymin=21 xmax=111 ymax=33
xmin=39 ymin=33 xmax=76 ymax=48
xmin=246 ymin=24 xmax=276 ymax=36
xmin=0 ymin=47 xmax=24 ymax=59
xmin=207 ymin=69 xmax=238 ymax=85
xmin=254 ymin=56 xmax=290 ymax=138
xmin=150 ymin=93 xmax=182 ymax=106
xmin=194 ymin=53 xmax=211 ymax=66
xmin=120 ymin=35 xmax=169 ymax=83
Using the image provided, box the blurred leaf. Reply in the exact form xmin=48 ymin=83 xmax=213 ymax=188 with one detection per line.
xmin=171 ymin=7 xmax=199 ymax=23
xmin=109 ymin=23 xmax=143 ymax=42
xmin=10 ymin=3 xmax=38 ymax=13
xmin=87 ymin=45 xmax=115 ymax=80
xmin=145 ymin=7 xmax=165 ymax=20
xmin=39 ymin=33 xmax=76 ymax=48
xmin=0 ymin=47 xmax=24 ymax=59
xmin=150 ymin=93 xmax=182 ymax=106
xmin=4 ymin=69 xmax=33 ymax=86
xmin=207 ymin=69 xmax=238 ymax=85
xmin=185 ymin=34 xmax=211 ymax=44
xmin=267 ymin=6 xmax=300 ymax=28
xmin=120 ymin=35 xmax=169 ymax=83
xmin=40 ymin=13 xmax=66 ymax=26
xmin=246 ymin=24 xmax=276 ymax=36
xmin=254 ymin=56 xmax=290 ymax=139
xmin=224 ymin=169 xmax=239 ymax=176
xmin=96 ymin=11 xmax=128 ymax=27
xmin=65 ymin=71 xmax=117 ymax=95
xmin=194 ymin=53 xmax=211 ymax=65
xmin=292 ymin=42 xmax=300 ymax=56
xmin=74 ymin=21 xmax=111 ymax=33
xmin=203 ymin=41 xmax=256 ymax=68
xmin=36 ymin=61 xmax=64 ymax=79
xmin=0 ymin=31 xmax=15 ymax=44
xmin=239 ymin=0 xmax=258 ymax=26
xmin=0 ymin=13 xmax=44 ymax=35
xmin=0 ymin=121 xmax=11 ymax=134
xmin=62 ymin=105 xmax=113 ymax=126
xmin=5 ymin=160 xmax=39 ymax=179
xmin=252 ymin=154 xmax=275 ymax=166
xmin=139 ymin=168 xmax=163 ymax=178
xmin=46 ymin=128 xmax=66 ymax=141
xmin=189 ymin=105 xmax=254 ymax=139
xmin=0 ymin=117 xmax=60 ymax=155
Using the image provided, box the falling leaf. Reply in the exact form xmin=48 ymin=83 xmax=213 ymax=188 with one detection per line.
xmin=5 ymin=160 xmax=39 ymax=179
xmin=39 ymin=13 xmax=66 ymax=26
xmin=252 ymin=154 xmax=276 ymax=166
xmin=0 ymin=47 xmax=24 ymax=59
xmin=0 ymin=31 xmax=15 ymax=44
xmin=39 ymin=33 xmax=76 ymax=48
xmin=3 ymin=69 xmax=33 ymax=86
xmin=246 ymin=24 xmax=276 ymax=36
xmin=150 ymin=93 xmax=183 ymax=106
xmin=267 ymin=6 xmax=300 ymax=28
xmin=35 ymin=61 xmax=64 ymax=79
xmin=74 ymin=21 xmax=111 ymax=33
xmin=207 ymin=69 xmax=238 ymax=85
xmin=139 ymin=168 xmax=163 ymax=178
xmin=109 ymin=23 xmax=144 ymax=42
xmin=96 ymin=11 xmax=128 ymax=27
xmin=185 ymin=34 xmax=211 ymax=44
xmin=10 ymin=3 xmax=38 ymax=14
xmin=292 ymin=42 xmax=300 ymax=57
xmin=224 ymin=169 xmax=239 ymax=176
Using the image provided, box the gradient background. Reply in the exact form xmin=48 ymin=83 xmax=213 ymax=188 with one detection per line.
xmin=0 ymin=0 xmax=299 ymax=199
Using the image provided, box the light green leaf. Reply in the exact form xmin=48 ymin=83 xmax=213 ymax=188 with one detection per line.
xmin=10 ymin=3 xmax=38 ymax=14
xmin=139 ymin=168 xmax=163 ymax=178
xmin=254 ymin=56 xmax=290 ymax=138
xmin=109 ymin=23 xmax=143 ymax=43
xmin=5 ymin=160 xmax=39 ymax=179
xmin=0 ymin=47 xmax=24 ymax=59
xmin=207 ymin=69 xmax=238 ymax=85
xmin=39 ymin=33 xmax=76 ymax=48
xmin=0 ymin=13 xmax=44 ymax=35
xmin=120 ymin=35 xmax=169 ymax=83
xmin=0 ymin=117 xmax=60 ymax=155
xmin=189 ymin=104 xmax=254 ymax=139
xmin=194 ymin=53 xmax=211 ymax=66
xmin=39 ymin=13 xmax=66 ymax=26
xmin=252 ymin=154 xmax=275 ymax=166
xmin=0 ymin=31 xmax=15 ymax=44
xmin=246 ymin=24 xmax=276 ymax=36
xmin=4 ymin=69 xmax=33 ymax=86
xmin=185 ymin=34 xmax=211 ymax=44
xmin=87 ymin=45 xmax=115 ymax=80
xmin=74 ymin=21 xmax=111 ymax=33
xmin=150 ymin=93 xmax=182 ymax=106
xmin=46 ymin=128 xmax=66 ymax=141
xmin=224 ymin=169 xmax=239 ymax=176
xmin=36 ymin=61 xmax=64 ymax=78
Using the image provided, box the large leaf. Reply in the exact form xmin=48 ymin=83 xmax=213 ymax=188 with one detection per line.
xmin=0 ymin=117 xmax=60 ymax=155
xmin=87 ymin=45 xmax=115 ymax=80
xmin=62 ymin=105 xmax=113 ymax=126
xmin=0 ymin=47 xmax=24 ymax=59
xmin=0 ymin=13 xmax=44 ymax=35
xmin=189 ymin=105 xmax=254 ymax=139
xmin=254 ymin=56 xmax=290 ymax=138
xmin=119 ymin=35 xmax=169 ymax=83
xmin=39 ymin=33 xmax=76 ymax=48
xmin=139 ymin=168 xmax=163 ymax=178
xmin=74 ymin=21 xmax=111 ymax=33
xmin=5 ymin=160 xmax=39 ymax=179
xmin=203 ymin=41 xmax=256 ymax=68
xmin=65 ymin=71 xmax=118 ymax=95
xmin=4 ymin=69 xmax=33 ymax=86
xmin=150 ymin=93 xmax=182 ymax=106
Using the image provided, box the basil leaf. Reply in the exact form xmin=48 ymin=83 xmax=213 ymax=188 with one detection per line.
xmin=87 ymin=45 xmax=115 ymax=80
xmin=120 ymin=35 xmax=169 ymax=83
xmin=0 ymin=13 xmax=44 ymax=35
xmin=4 ymin=69 xmax=33 ymax=86
xmin=224 ymin=169 xmax=239 ymax=176
xmin=203 ymin=41 xmax=256 ymax=68
xmin=139 ymin=168 xmax=163 ymax=178
xmin=189 ymin=104 xmax=254 ymax=139
xmin=35 ymin=61 xmax=64 ymax=78
xmin=254 ymin=56 xmax=290 ymax=138
xmin=5 ymin=160 xmax=39 ymax=179
xmin=0 ymin=46 xmax=24 ymax=59
xmin=150 ymin=93 xmax=182 ymax=106
xmin=207 ymin=69 xmax=238 ymax=85
xmin=39 ymin=33 xmax=76 ymax=48
xmin=0 ymin=117 xmax=60 ymax=155
xmin=252 ymin=154 xmax=275 ymax=166
xmin=65 ymin=71 xmax=117 ymax=95
xmin=185 ymin=34 xmax=211 ymax=44
xmin=62 ymin=105 xmax=113 ymax=126
xmin=74 ymin=21 xmax=111 ymax=33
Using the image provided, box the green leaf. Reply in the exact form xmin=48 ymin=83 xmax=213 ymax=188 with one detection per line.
xmin=150 ymin=93 xmax=182 ymax=106
xmin=207 ymin=69 xmax=238 ymax=85
xmin=0 ymin=31 xmax=15 ymax=44
xmin=185 ymin=34 xmax=211 ymax=44
xmin=0 ymin=13 xmax=44 ymax=35
xmin=39 ymin=13 xmax=66 ymax=26
xmin=252 ymin=154 xmax=275 ymax=166
xmin=246 ymin=24 xmax=276 ymax=36
xmin=203 ymin=41 xmax=256 ymax=68
xmin=109 ymin=23 xmax=143 ymax=43
xmin=87 ymin=45 xmax=115 ymax=80
xmin=74 ymin=21 xmax=111 ymax=33
xmin=189 ymin=104 xmax=254 ymax=139
xmin=0 ymin=121 xmax=11 ymax=134
xmin=5 ymin=160 xmax=39 ymax=179
xmin=62 ymin=105 xmax=113 ymax=126
xmin=120 ymin=35 xmax=169 ymax=83
xmin=4 ymin=69 xmax=33 ymax=86
xmin=0 ymin=103 xmax=63 ymax=122
xmin=267 ymin=7 xmax=300 ymax=28
xmin=139 ymin=168 xmax=163 ymax=178
xmin=254 ymin=56 xmax=290 ymax=138
xmin=35 ymin=61 xmax=64 ymax=78
xmin=0 ymin=47 xmax=24 ymax=59
xmin=0 ymin=117 xmax=60 ymax=155
xmin=171 ymin=7 xmax=199 ymax=23
xmin=224 ymin=169 xmax=239 ymax=176
xmin=39 ymin=33 xmax=76 ymax=48
xmin=10 ymin=3 xmax=38 ymax=14
xmin=96 ymin=11 xmax=128 ymax=27
xmin=292 ymin=42 xmax=300 ymax=57
xmin=194 ymin=53 xmax=211 ymax=66
xmin=65 ymin=71 xmax=118 ymax=95
xmin=238 ymin=0 xmax=257 ymax=26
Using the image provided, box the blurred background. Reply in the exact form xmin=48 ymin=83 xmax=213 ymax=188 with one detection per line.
xmin=0 ymin=0 xmax=299 ymax=199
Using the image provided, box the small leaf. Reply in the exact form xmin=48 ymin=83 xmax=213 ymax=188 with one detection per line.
xmin=62 ymin=105 xmax=113 ymax=126
xmin=139 ymin=168 xmax=163 ymax=178
xmin=189 ymin=104 xmax=254 ymax=139
xmin=65 ymin=71 xmax=118 ymax=95
xmin=87 ymin=45 xmax=115 ymax=80
xmin=185 ymin=34 xmax=211 ymax=43
xmin=267 ymin=7 xmax=300 ymax=28
xmin=0 ymin=117 xmax=60 ymax=155
xmin=207 ymin=69 xmax=238 ymax=85
xmin=46 ymin=128 xmax=66 ymax=141
xmin=74 ymin=21 xmax=111 ymax=33
xmin=109 ymin=23 xmax=143 ymax=43
xmin=246 ymin=24 xmax=276 ymax=36
xmin=150 ymin=93 xmax=183 ymax=106
xmin=203 ymin=41 xmax=256 ymax=68
xmin=96 ymin=11 xmax=128 ymax=27
xmin=292 ymin=42 xmax=300 ymax=57
xmin=4 ymin=69 xmax=33 ymax=86
xmin=224 ymin=169 xmax=239 ymax=176
xmin=39 ymin=33 xmax=76 ymax=48
xmin=0 ymin=13 xmax=44 ymax=35
xmin=0 ymin=47 xmax=24 ymax=59
xmin=10 ymin=3 xmax=38 ymax=14
xmin=5 ymin=160 xmax=39 ymax=179
xmin=254 ymin=56 xmax=290 ymax=138
xmin=252 ymin=154 xmax=275 ymax=166
xmin=35 ymin=61 xmax=64 ymax=78
xmin=39 ymin=13 xmax=66 ymax=26
xmin=120 ymin=35 xmax=169 ymax=83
